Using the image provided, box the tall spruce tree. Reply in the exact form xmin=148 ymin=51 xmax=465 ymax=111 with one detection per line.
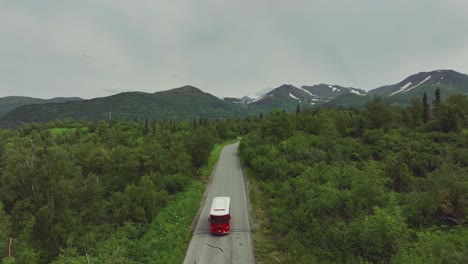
xmin=422 ymin=92 xmax=430 ymax=123
xmin=433 ymin=87 xmax=441 ymax=114
xmin=143 ymin=116 xmax=149 ymax=136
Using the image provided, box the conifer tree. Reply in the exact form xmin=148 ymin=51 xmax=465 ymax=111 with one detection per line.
xmin=422 ymin=92 xmax=430 ymax=123
xmin=193 ymin=118 xmax=197 ymax=128
xmin=433 ymin=87 xmax=441 ymax=114
xmin=143 ymin=117 xmax=149 ymax=136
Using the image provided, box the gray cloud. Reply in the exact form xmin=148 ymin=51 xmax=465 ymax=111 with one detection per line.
xmin=103 ymin=87 xmax=122 ymax=94
xmin=1 ymin=0 xmax=468 ymax=99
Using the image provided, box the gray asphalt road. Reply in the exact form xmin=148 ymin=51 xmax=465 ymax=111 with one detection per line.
xmin=183 ymin=142 xmax=254 ymax=264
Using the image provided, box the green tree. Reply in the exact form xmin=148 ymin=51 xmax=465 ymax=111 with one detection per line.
xmin=261 ymin=110 xmax=294 ymax=141
xmin=392 ymin=228 xmax=468 ymax=263
xmin=185 ymin=126 xmax=217 ymax=169
xmin=347 ymin=206 xmax=408 ymax=263
xmin=409 ymin=97 xmax=423 ymax=127
xmin=436 ymin=104 xmax=462 ymax=132
xmin=365 ymin=97 xmax=393 ymax=129
xmin=433 ymin=86 xmax=441 ymax=114
xmin=422 ymin=92 xmax=430 ymax=123
xmin=428 ymin=165 xmax=468 ymax=225
xmin=143 ymin=116 xmax=149 ymax=137
xmin=0 ymin=203 xmax=12 ymax=259
xmin=434 ymin=94 xmax=468 ymax=133
xmin=383 ymin=154 xmax=414 ymax=192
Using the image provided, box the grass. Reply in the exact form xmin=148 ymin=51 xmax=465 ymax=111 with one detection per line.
xmin=136 ymin=178 xmax=205 ymax=263
xmin=136 ymin=138 xmax=240 ymax=263
xmin=241 ymin=158 xmax=282 ymax=263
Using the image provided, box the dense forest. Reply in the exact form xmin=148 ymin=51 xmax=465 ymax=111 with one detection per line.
xmin=0 ymin=91 xmax=467 ymax=263
xmin=0 ymin=117 xmax=249 ymax=263
xmin=240 ymin=93 xmax=468 ymax=263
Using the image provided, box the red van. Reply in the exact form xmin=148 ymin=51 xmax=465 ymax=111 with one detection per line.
xmin=209 ymin=197 xmax=231 ymax=234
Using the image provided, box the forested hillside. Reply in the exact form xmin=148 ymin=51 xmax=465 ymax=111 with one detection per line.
xmin=1 ymin=90 xmax=467 ymax=263
xmin=0 ymin=117 xmax=251 ymax=263
xmin=0 ymin=86 xmax=250 ymax=128
xmin=0 ymin=96 xmax=83 ymax=117
xmin=240 ymin=93 xmax=468 ymax=263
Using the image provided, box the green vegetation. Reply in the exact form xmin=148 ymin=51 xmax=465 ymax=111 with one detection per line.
xmin=1 ymin=88 xmax=466 ymax=263
xmin=135 ymin=139 xmax=240 ymax=264
xmin=243 ymin=165 xmax=279 ymax=263
xmin=0 ymin=117 xmax=251 ymax=263
xmin=135 ymin=179 xmax=205 ymax=263
xmin=240 ymin=93 xmax=468 ymax=263
xmin=320 ymin=93 xmax=371 ymax=108
xmin=0 ymin=87 xmax=254 ymax=128
xmin=0 ymin=96 xmax=82 ymax=117
xmin=49 ymin=127 xmax=88 ymax=135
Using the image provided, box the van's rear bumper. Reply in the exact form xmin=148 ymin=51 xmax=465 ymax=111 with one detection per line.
xmin=210 ymin=226 xmax=230 ymax=234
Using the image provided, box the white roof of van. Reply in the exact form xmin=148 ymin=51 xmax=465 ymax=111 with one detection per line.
xmin=210 ymin=196 xmax=230 ymax=216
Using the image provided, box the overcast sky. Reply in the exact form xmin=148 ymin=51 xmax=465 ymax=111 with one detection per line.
xmin=1 ymin=0 xmax=468 ymax=99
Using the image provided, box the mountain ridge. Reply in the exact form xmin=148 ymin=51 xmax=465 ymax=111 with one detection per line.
xmin=0 ymin=86 xmax=249 ymax=128
xmin=256 ymin=69 xmax=468 ymax=108
xmin=1 ymin=69 xmax=467 ymax=127
xmin=369 ymin=69 xmax=468 ymax=96
xmin=0 ymin=96 xmax=83 ymax=117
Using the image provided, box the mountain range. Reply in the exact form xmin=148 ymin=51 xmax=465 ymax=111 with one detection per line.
xmin=0 ymin=96 xmax=83 ymax=117
xmin=0 ymin=69 xmax=467 ymax=128
xmin=246 ymin=69 xmax=468 ymax=109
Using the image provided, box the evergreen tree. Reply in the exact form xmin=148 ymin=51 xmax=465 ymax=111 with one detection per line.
xmin=409 ymin=98 xmax=423 ymax=127
xmin=433 ymin=87 xmax=441 ymax=114
xmin=143 ymin=117 xmax=149 ymax=137
xmin=193 ymin=118 xmax=197 ymax=128
xmin=366 ymin=96 xmax=393 ymax=129
xmin=296 ymin=104 xmax=300 ymax=115
xmin=422 ymin=92 xmax=430 ymax=123
xmin=171 ymin=119 xmax=177 ymax=132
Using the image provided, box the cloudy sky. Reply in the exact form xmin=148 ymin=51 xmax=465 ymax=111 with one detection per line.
xmin=1 ymin=0 xmax=468 ymax=99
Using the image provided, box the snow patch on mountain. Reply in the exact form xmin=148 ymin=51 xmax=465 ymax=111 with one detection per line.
xmin=403 ymin=75 xmax=431 ymax=93
xmin=390 ymin=82 xmax=413 ymax=96
xmin=390 ymin=75 xmax=431 ymax=96
xmin=350 ymin=89 xmax=365 ymax=96
xmin=249 ymin=94 xmax=270 ymax=103
xmin=289 ymin=93 xmax=299 ymax=100
xmin=297 ymin=86 xmax=315 ymax=97
xmin=327 ymin=85 xmax=339 ymax=92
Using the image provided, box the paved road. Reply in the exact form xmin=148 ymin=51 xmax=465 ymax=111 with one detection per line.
xmin=183 ymin=142 xmax=254 ymax=264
